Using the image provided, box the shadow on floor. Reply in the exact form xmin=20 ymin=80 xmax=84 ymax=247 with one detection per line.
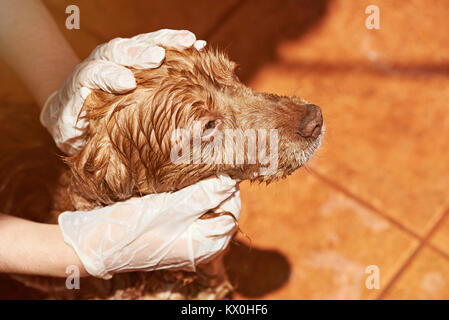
xmin=224 ymin=240 xmax=291 ymax=298
xmin=208 ymin=0 xmax=330 ymax=82
xmin=44 ymin=0 xmax=331 ymax=83
xmin=0 ymin=275 xmax=44 ymax=300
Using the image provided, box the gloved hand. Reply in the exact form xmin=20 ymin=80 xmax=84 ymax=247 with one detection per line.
xmin=40 ymin=29 xmax=206 ymax=155
xmin=58 ymin=175 xmax=240 ymax=280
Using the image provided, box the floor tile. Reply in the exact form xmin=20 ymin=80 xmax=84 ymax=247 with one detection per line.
xmin=229 ymin=0 xmax=449 ymax=237
xmin=277 ymin=0 xmax=449 ymax=66
xmin=250 ymin=65 xmax=449 ymax=237
xmin=382 ymin=247 xmax=449 ymax=299
xmin=224 ymin=171 xmax=418 ymax=299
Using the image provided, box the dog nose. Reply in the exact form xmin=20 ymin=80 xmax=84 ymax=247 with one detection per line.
xmin=298 ymin=104 xmax=323 ymax=139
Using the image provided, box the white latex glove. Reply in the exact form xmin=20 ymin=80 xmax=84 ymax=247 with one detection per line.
xmin=40 ymin=29 xmax=207 ymax=155
xmin=58 ymin=175 xmax=240 ymax=280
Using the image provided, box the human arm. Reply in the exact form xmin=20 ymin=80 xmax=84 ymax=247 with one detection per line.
xmin=0 ymin=0 xmax=80 ymax=109
xmin=0 ymin=213 xmax=88 ymax=277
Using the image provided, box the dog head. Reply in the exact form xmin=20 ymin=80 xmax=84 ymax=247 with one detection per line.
xmin=66 ymin=48 xmax=324 ymax=208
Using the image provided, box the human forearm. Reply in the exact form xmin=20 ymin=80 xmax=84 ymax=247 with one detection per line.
xmin=0 ymin=0 xmax=80 ymax=108
xmin=0 ymin=213 xmax=88 ymax=277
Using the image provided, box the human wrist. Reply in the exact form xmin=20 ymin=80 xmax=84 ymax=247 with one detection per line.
xmin=29 ymin=221 xmax=88 ymax=278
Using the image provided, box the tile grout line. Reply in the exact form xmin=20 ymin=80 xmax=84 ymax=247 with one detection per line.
xmin=307 ymin=167 xmax=422 ymax=240
xmin=306 ymin=167 xmax=424 ymax=299
xmin=376 ymin=242 xmax=424 ymax=299
xmin=427 ymin=241 xmax=449 ymax=261
xmin=377 ymin=207 xmax=449 ymax=299
xmin=307 ymin=166 xmax=449 ymax=299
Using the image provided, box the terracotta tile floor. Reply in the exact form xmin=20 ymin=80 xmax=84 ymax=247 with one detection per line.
xmin=1 ymin=0 xmax=448 ymax=299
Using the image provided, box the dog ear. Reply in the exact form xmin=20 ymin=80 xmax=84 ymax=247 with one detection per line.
xmin=65 ymin=91 xmax=137 ymax=208
xmin=65 ymin=131 xmax=134 ymax=208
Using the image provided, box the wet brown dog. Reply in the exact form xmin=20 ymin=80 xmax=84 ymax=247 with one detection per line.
xmin=67 ymin=47 xmax=323 ymax=209
xmin=8 ymin=47 xmax=323 ymax=299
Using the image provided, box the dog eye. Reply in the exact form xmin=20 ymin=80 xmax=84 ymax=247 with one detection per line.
xmin=205 ymin=120 xmax=216 ymax=130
